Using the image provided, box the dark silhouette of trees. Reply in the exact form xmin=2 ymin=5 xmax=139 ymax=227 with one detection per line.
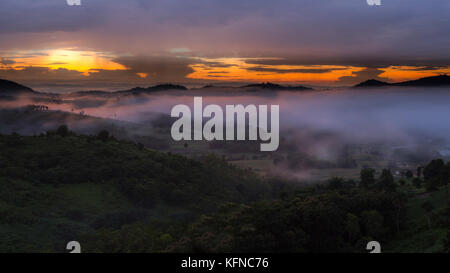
xmin=405 ymin=170 xmax=413 ymax=179
xmin=421 ymin=201 xmax=434 ymax=230
xmin=97 ymin=130 xmax=110 ymax=142
xmin=328 ymin=177 xmax=345 ymax=190
xmin=56 ymin=125 xmax=69 ymax=137
xmin=423 ymin=159 xmax=445 ymax=191
xmin=412 ymin=177 xmax=422 ymax=188
xmin=417 ymin=166 xmax=423 ymax=178
xmin=377 ymin=169 xmax=396 ymax=192
xmin=360 ymin=168 xmax=375 ymax=188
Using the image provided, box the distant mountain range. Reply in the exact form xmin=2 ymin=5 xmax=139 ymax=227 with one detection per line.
xmin=355 ymin=75 xmax=450 ymax=88
xmin=241 ymin=82 xmax=312 ymax=91
xmin=116 ymin=84 xmax=188 ymax=95
xmin=201 ymin=82 xmax=312 ymax=91
xmin=1 ymin=75 xmax=449 ymax=97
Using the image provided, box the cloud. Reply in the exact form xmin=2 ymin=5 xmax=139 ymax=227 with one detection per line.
xmin=113 ymin=55 xmax=196 ymax=82
xmin=169 ymin=48 xmax=191 ymax=54
xmin=244 ymin=57 xmax=450 ymax=69
xmin=199 ymin=61 xmax=238 ymax=68
xmin=0 ymin=0 xmax=105 ymax=34
xmin=0 ymin=58 xmax=15 ymax=66
xmin=337 ymin=68 xmax=389 ymax=85
xmin=246 ymin=66 xmax=343 ymax=74
xmin=1 ymin=0 xmax=450 ymax=87
xmin=0 ymin=66 xmax=85 ymax=81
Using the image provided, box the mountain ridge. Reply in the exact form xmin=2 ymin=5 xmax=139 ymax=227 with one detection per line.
xmin=355 ymin=75 xmax=450 ymax=88
xmin=0 ymin=79 xmax=36 ymax=95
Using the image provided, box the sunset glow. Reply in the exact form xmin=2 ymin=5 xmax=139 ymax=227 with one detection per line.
xmin=1 ymin=49 xmax=126 ymax=75
xmin=1 ymin=50 xmax=449 ymax=86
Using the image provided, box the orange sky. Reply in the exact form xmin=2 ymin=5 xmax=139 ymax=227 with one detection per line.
xmin=1 ymin=49 xmax=449 ymax=86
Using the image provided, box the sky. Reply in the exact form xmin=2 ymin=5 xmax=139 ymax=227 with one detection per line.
xmin=0 ymin=0 xmax=449 ymax=91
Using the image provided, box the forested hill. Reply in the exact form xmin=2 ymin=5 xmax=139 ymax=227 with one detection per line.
xmin=0 ymin=130 xmax=448 ymax=253
xmin=0 ymin=130 xmax=283 ymax=252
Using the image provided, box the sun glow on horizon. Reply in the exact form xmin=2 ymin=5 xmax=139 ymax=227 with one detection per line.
xmin=1 ymin=50 xmax=449 ymax=85
xmin=1 ymin=49 xmax=126 ymax=75
xmin=187 ymin=58 xmax=365 ymax=84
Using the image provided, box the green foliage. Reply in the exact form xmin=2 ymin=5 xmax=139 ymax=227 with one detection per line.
xmin=0 ymin=133 xmax=279 ymax=252
xmin=377 ymin=169 xmax=396 ymax=192
xmin=423 ymin=159 xmax=448 ymax=191
xmin=0 ymin=133 xmax=448 ymax=253
xmin=405 ymin=170 xmax=413 ymax=179
xmin=412 ymin=177 xmax=422 ymax=188
xmin=169 ymin=189 xmax=405 ymax=253
xmin=360 ymin=168 xmax=375 ymax=188
xmin=56 ymin=125 xmax=70 ymax=137
xmin=97 ymin=129 xmax=110 ymax=142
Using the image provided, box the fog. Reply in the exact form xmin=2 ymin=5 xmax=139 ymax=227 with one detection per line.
xmin=1 ymin=86 xmax=450 ymax=179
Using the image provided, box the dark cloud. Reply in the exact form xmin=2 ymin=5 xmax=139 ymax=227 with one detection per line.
xmin=391 ymin=66 xmax=447 ymax=71
xmin=199 ymin=61 xmax=238 ymax=68
xmin=0 ymin=66 xmax=85 ymax=81
xmin=244 ymin=57 xmax=450 ymax=69
xmin=207 ymin=71 xmax=230 ymax=74
xmin=246 ymin=66 xmax=343 ymax=74
xmin=113 ymin=56 xmax=195 ymax=82
xmin=337 ymin=68 xmax=390 ymax=85
xmin=0 ymin=58 xmax=15 ymax=66
xmin=0 ymin=0 xmax=449 ymax=84
xmin=0 ymin=0 xmax=105 ymax=34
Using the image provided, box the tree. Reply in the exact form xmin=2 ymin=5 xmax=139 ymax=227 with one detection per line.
xmin=377 ymin=169 xmax=396 ymax=192
xmin=417 ymin=166 xmax=423 ymax=178
xmin=393 ymin=194 xmax=407 ymax=234
xmin=444 ymin=163 xmax=450 ymax=197
xmin=405 ymin=170 xmax=413 ymax=179
xmin=423 ymin=159 xmax=444 ymax=191
xmin=345 ymin=213 xmax=361 ymax=243
xmin=56 ymin=125 xmax=69 ymax=137
xmin=412 ymin=177 xmax=422 ymax=189
xmin=328 ymin=177 xmax=345 ymax=190
xmin=421 ymin=201 xmax=434 ymax=230
xmin=444 ymin=230 xmax=450 ymax=253
xmin=360 ymin=168 xmax=375 ymax=188
xmin=361 ymin=210 xmax=384 ymax=238
xmin=425 ymin=178 xmax=440 ymax=192
xmin=97 ymin=130 xmax=110 ymax=142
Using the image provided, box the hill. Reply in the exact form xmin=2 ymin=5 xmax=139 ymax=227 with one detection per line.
xmin=355 ymin=79 xmax=391 ymax=88
xmin=0 ymin=79 xmax=35 ymax=95
xmin=395 ymin=75 xmax=450 ymax=87
xmin=0 ymin=132 xmax=448 ymax=252
xmin=116 ymin=84 xmax=188 ymax=95
xmin=242 ymin=82 xmax=312 ymax=91
xmin=354 ymin=75 xmax=450 ymax=88
xmin=0 ymin=132 xmax=279 ymax=252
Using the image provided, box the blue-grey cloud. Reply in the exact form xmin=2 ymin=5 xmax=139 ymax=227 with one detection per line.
xmin=0 ymin=0 xmax=449 ymax=67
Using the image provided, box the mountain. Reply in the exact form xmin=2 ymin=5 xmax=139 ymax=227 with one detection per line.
xmin=394 ymin=75 xmax=450 ymax=87
xmin=354 ymin=75 xmax=450 ymax=88
xmin=242 ymin=82 xmax=312 ymax=91
xmin=117 ymin=84 xmax=188 ymax=95
xmin=0 ymin=132 xmax=276 ymax=252
xmin=0 ymin=79 xmax=35 ymax=95
xmin=354 ymin=79 xmax=391 ymax=88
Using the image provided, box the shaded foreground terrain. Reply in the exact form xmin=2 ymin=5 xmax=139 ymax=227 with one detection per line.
xmin=0 ymin=131 xmax=448 ymax=253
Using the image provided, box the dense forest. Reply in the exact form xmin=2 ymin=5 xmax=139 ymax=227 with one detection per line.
xmin=0 ymin=128 xmax=448 ymax=252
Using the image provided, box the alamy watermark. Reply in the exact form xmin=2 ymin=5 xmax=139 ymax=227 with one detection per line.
xmin=66 ymin=0 xmax=81 ymax=6
xmin=170 ymin=97 xmax=280 ymax=152
xmin=367 ymin=0 xmax=381 ymax=6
